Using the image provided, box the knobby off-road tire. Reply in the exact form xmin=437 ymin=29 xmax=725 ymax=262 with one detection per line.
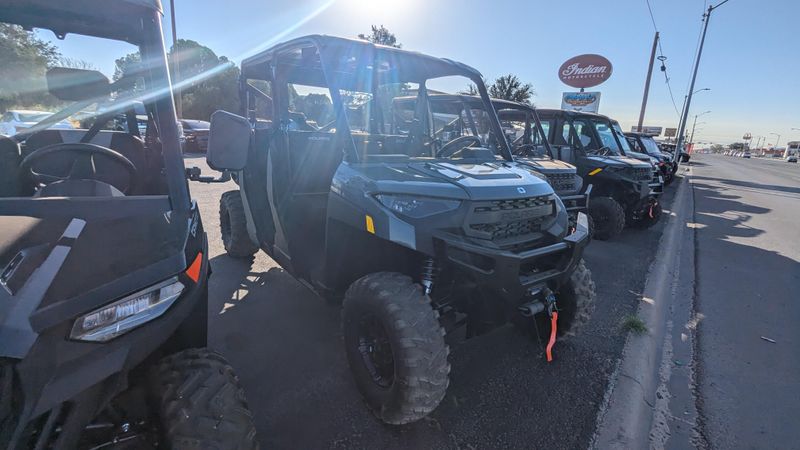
xmin=220 ymin=191 xmax=258 ymax=258
xmin=342 ymin=272 xmax=450 ymax=425
xmin=149 ymin=348 xmax=259 ymax=450
xmin=588 ymin=196 xmax=625 ymax=240
xmin=534 ymin=259 xmax=596 ymax=340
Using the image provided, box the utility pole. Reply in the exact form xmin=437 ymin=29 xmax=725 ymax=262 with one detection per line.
xmin=637 ymin=32 xmax=659 ymax=132
xmin=675 ymin=0 xmax=730 ymax=168
xmin=170 ymin=0 xmax=182 ymax=119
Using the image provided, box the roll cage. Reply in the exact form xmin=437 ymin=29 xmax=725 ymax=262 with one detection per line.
xmin=238 ymin=35 xmax=514 ymax=162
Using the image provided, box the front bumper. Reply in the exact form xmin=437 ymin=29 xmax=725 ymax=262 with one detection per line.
xmin=435 ymin=213 xmax=590 ymax=303
xmin=560 ymin=184 xmax=592 ymax=214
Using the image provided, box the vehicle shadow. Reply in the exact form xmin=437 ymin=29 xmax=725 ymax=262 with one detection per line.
xmin=690 ymin=175 xmax=800 ymax=447
xmin=692 ymin=175 xmax=800 ymax=196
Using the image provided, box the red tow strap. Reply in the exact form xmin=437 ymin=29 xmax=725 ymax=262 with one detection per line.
xmin=546 ymin=311 xmax=558 ymax=362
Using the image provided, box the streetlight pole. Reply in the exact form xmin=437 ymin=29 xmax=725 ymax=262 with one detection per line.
xmin=689 ymin=111 xmax=711 ymax=150
xmin=676 ymin=88 xmax=710 ymax=147
xmin=675 ymin=1 xmax=730 ymax=168
xmin=637 ymin=32 xmax=659 ymax=132
xmin=170 ymin=0 xmax=182 ymax=119
xmin=770 ymin=132 xmax=781 ymax=149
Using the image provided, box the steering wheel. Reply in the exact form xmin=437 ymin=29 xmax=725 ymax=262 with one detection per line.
xmin=20 ymin=143 xmax=137 ymax=194
xmin=436 ymin=135 xmax=482 ymax=158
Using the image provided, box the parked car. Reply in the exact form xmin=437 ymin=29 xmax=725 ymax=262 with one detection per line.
xmin=180 ymin=119 xmax=210 ymax=153
xmin=786 ymin=155 xmax=797 ymax=163
xmin=743 ymin=151 xmax=751 ymax=159
xmin=0 ymin=109 xmax=74 ymax=135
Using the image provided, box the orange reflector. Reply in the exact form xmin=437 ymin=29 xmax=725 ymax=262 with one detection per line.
xmin=185 ymin=252 xmax=203 ymax=283
xmin=546 ymin=311 xmax=558 ymax=363
xmin=588 ymin=168 xmax=603 ymax=176
xmin=365 ymin=215 xmax=375 ymax=234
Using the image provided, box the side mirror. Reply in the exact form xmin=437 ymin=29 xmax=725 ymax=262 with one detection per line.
xmin=207 ymin=110 xmax=252 ymax=171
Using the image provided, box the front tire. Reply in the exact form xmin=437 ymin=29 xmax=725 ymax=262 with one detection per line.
xmin=342 ymin=272 xmax=450 ymax=425
xmin=588 ymin=196 xmax=625 ymax=240
xmin=149 ymin=348 xmax=259 ymax=450
xmin=630 ymin=200 xmax=662 ymax=229
xmin=220 ymin=191 xmax=258 ymax=258
xmin=534 ymin=259 xmax=596 ymax=339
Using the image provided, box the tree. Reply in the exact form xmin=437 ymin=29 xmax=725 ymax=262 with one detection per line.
xmin=0 ymin=23 xmax=61 ymax=111
xmin=487 ymin=74 xmax=534 ymax=104
xmin=358 ymin=25 xmax=401 ymax=48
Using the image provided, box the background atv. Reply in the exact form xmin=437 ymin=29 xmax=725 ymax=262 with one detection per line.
xmin=625 ymin=131 xmax=676 ymax=185
xmin=537 ymin=109 xmax=663 ymax=239
xmin=199 ymin=35 xmax=595 ymax=425
xmin=391 ymin=95 xmax=593 ymax=237
xmin=0 ymin=2 xmax=257 ymax=448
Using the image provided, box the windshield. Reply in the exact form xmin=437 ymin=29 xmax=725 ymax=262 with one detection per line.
xmin=586 ymin=118 xmax=624 ymax=155
xmin=639 ymin=135 xmax=661 ymax=156
xmin=612 ymin=122 xmax=633 ymax=154
xmin=0 ymin=18 xmax=187 ymax=203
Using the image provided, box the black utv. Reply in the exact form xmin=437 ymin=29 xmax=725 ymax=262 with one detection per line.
xmin=0 ymin=1 xmax=257 ymax=448
xmin=625 ymin=131 xmax=676 ymax=185
xmin=537 ymin=109 xmax=663 ymax=240
xmin=199 ymin=35 xmax=595 ymax=425
xmin=391 ymin=95 xmax=591 ymax=233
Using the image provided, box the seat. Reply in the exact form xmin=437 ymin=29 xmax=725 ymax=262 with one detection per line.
xmin=23 ymin=129 xmax=148 ymax=194
xmin=0 ymin=136 xmax=22 ymax=197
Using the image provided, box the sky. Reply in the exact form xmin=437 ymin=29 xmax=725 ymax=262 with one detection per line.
xmin=38 ymin=0 xmax=800 ymax=146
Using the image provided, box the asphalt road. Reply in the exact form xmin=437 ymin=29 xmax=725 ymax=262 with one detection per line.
xmin=690 ymin=154 xmax=800 ymax=449
xmin=185 ymin=155 xmax=676 ymax=449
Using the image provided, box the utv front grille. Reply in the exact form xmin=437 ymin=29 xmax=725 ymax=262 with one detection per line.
xmin=545 ymin=173 xmax=577 ymax=193
xmin=629 ymin=167 xmax=652 ymax=181
xmin=474 ymin=195 xmax=551 ymax=213
xmin=466 ymin=195 xmax=556 ymax=244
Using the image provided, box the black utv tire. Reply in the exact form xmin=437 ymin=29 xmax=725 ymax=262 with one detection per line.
xmin=534 ymin=259 xmax=596 ymax=339
xmin=150 ymin=348 xmax=259 ymax=450
xmin=630 ymin=201 xmax=663 ymax=229
xmin=342 ymin=272 xmax=450 ymax=425
xmin=588 ymin=196 xmax=625 ymax=241
xmin=220 ymin=191 xmax=258 ymax=258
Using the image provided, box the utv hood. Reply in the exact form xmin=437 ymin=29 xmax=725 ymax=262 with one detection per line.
xmin=0 ymin=206 xmax=192 ymax=358
xmin=586 ymin=154 xmax=651 ymax=169
xmin=516 ymin=158 xmax=576 ymax=174
xmin=353 ymin=160 xmax=554 ymax=201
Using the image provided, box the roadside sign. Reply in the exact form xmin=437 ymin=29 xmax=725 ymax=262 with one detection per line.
xmin=630 ymin=126 xmax=662 ymax=136
xmin=561 ymin=91 xmax=601 ymax=113
xmin=664 ymin=128 xmax=677 ymax=138
xmin=558 ymin=54 xmax=613 ymax=89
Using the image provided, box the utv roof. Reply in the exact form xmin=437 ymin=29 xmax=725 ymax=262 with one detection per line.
xmin=536 ymin=108 xmax=608 ymax=120
xmin=241 ymin=35 xmax=484 ymax=86
xmin=0 ymin=0 xmax=163 ymax=44
xmin=393 ymin=94 xmax=527 ymax=111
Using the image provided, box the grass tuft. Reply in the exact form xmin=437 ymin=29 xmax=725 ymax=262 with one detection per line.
xmin=620 ymin=314 xmax=648 ymax=335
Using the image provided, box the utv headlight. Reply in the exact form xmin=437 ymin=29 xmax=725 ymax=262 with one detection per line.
xmin=375 ymin=194 xmax=461 ymax=219
xmin=70 ymin=277 xmax=185 ymax=342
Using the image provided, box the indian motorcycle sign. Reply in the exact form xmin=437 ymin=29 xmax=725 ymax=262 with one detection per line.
xmin=558 ymin=54 xmax=613 ymax=89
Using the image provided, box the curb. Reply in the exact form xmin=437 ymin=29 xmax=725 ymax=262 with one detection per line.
xmin=592 ymin=170 xmax=696 ymax=449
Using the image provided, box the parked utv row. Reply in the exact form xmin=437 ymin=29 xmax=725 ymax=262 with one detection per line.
xmin=0 ymin=2 xmax=678 ymax=447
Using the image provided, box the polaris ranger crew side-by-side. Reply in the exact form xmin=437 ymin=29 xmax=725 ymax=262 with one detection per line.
xmin=196 ymin=35 xmax=596 ymax=425
xmin=0 ymin=1 xmax=257 ymax=448
xmin=390 ymin=95 xmax=592 ymax=235
xmin=537 ymin=109 xmax=663 ymax=240
xmin=625 ymin=131 xmax=677 ymax=185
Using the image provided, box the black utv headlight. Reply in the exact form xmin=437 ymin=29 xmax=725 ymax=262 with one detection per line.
xmin=70 ymin=277 xmax=185 ymax=342
xmin=375 ymin=194 xmax=461 ymax=219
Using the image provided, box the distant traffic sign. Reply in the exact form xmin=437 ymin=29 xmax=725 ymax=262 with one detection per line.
xmin=664 ymin=128 xmax=678 ymax=138
xmin=631 ymin=126 xmax=663 ymax=136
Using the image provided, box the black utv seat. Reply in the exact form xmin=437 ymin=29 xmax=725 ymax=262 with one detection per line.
xmin=0 ymin=136 xmax=22 ymax=197
xmin=23 ymin=129 xmax=148 ymax=195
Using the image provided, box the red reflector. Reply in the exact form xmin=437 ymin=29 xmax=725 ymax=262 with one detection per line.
xmin=185 ymin=252 xmax=203 ymax=283
xmin=546 ymin=311 xmax=558 ymax=363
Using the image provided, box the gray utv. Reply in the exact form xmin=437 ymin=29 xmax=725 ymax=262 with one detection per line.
xmin=196 ymin=35 xmax=595 ymax=425
xmin=0 ymin=1 xmax=257 ymax=448
xmin=537 ymin=109 xmax=663 ymax=240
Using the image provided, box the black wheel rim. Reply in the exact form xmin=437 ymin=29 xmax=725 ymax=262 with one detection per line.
xmin=356 ymin=314 xmax=395 ymax=388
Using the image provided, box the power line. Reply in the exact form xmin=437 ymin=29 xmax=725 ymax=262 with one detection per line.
xmin=645 ymin=0 xmax=681 ymax=117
